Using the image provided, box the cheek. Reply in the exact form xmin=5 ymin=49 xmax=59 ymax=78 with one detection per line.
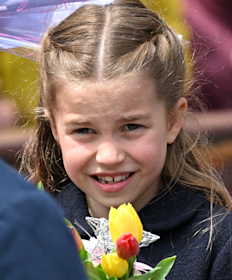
xmin=62 ymin=151 xmax=79 ymax=178
xmin=59 ymin=140 xmax=90 ymax=178
xmin=131 ymin=135 xmax=168 ymax=170
xmin=139 ymin=144 xmax=166 ymax=164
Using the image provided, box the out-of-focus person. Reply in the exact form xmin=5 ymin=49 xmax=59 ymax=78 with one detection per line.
xmin=0 ymin=158 xmax=87 ymax=280
xmin=182 ymin=0 xmax=232 ymax=191
xmin=183 ymin=0 xmax=232 ymax=111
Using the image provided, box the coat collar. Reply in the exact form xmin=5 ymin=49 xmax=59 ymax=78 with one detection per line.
xmin=55 ymin=181 xmax=207 ymax=237
xmin=138 ymin=184 xmax=207 ymax=233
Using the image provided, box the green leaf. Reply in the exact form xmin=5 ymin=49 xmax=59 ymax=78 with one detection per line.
xmin=127 ymin=267 xmax=161 ymax=280
xmin=85 ymin=263 xmax=102 ymax=280
xmin=120 ymin=256 xmax=136 ymax=280
xmin=37 ymin=181 xmax=44 ymax=191
xmin=150 ymin=256 xmax=176 ymax=280
xmin=95 ymin=265 xmax=108 ymax=280
xmin=82 ymin=251 xmax=92 ymax=263
xmin=95 ymin=264 xmax=118 ymax=280
xmin=78 ymin=242 xmax=88 ymax=262
xmin=63 ymin=218 xmax=73 ymax=227
xmin=128 ymin=256 xmax=176 ymax=280
xmin=128 ymin=256 xmax=136 ymax=273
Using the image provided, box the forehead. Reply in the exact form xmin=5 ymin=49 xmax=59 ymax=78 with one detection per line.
xmin=54 ymin=75 xmax=160 ymax=113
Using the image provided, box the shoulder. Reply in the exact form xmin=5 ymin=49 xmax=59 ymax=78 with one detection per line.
xmin=195 ymin=201 xmax=232 ymax=278
xmin=211 ymin=205 xmax=232 ymax=248
xmin=0 ymin=159 xmax=63 ymax=220
xmin=208 ymin=207 xmax=232 ymax=278
xmin=0 ymin=160 xmax=87 ymax=280
xmin=0 ymin=159 xmax=34 ymax=198
xmin=192 ymin=195 xmax=232 ymax=247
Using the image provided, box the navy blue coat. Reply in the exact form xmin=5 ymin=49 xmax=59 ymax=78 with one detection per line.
xmin=0 ymin=160 xmax=87 ymax=280
xmin=55 ymin=181 xmax=232 ymax=280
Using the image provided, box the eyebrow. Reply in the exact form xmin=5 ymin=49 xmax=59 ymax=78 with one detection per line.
xmin=118 ymin=115 xmax=150 ymax=122
xmin=65 ymin=115 xmax=150 ymax=126
xmin=65 ymin=120 xmax=93 ymax=126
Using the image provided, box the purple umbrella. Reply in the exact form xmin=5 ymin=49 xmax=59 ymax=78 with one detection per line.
xmin=0 ymin=0 xmax=112 ymax=59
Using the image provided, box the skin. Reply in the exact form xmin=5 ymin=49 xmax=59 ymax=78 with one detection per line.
xmin=49 ymin=74 xmax=187 ymax=218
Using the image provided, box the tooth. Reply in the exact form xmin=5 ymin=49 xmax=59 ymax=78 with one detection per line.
xmin=96 ymin=174 xmax=131 ymax=184
xmin=105 ymin=176 xmax=113 ymax=182
xmin=114 ymin=176 xmax=123 ymax=182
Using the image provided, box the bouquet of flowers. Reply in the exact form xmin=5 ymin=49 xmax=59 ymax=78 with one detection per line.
xmin=38 ymin=178 xmax=175 ymax=279
xmin=65 ymin=203 xmax=176 ymax=280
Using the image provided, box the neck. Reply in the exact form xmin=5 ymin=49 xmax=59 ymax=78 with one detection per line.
xmin=85 ymin=178 xmax=164 ymax=219
xmin=86 ymin=195 xmax=110 ymax=219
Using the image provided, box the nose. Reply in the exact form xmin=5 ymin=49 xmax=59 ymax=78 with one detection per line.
xmin=96 ymin=142 xmax=126 ymax=165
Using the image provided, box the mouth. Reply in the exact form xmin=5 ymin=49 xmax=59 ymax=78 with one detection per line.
xmin=93 ymin=173 xmax=134 ymax=184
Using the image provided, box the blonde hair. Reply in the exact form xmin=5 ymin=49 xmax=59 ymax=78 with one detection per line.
xmin=20 ymin=0 xmax=232 ymax=212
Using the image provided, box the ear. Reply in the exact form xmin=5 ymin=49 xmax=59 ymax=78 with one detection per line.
xmin=167 ymin=97 xmax=187 ymax=144
xmin=44 ymin=108 xmax=59 ymax=143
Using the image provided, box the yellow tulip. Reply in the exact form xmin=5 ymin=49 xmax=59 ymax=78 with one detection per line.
xmin=101 ymin=252 xmax=129 ymax=278
xmin=109 ymin=203 xmax=143 ymax=244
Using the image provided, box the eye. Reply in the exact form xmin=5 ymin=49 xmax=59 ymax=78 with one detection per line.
xmin=123 ymin=124 xmax=142 ymax=131
xmin=74 ymin=128 xmax=94 ymax=134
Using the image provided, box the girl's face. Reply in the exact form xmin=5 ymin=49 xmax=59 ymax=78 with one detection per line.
xmin=51 ymin=75 xmax=186 ymax=218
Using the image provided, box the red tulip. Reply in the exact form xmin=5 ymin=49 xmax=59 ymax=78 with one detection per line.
xmin=116 ymin=233 xmax=140 ymax=260
xmin=68 ymin=226 xmax=83 ymax=253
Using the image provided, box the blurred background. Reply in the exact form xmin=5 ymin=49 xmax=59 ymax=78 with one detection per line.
xmin=0 ymin=52 xmax=38 ymax=168
xmin=0 ymin=0 xmax=232 ymax=192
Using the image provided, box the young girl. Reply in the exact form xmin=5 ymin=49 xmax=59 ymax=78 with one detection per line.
xmin=20 ymin=0 xmax=232 ymax=278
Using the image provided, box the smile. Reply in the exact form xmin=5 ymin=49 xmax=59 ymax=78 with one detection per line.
xmin=94 ymin=173 xmax=133 ymax=184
